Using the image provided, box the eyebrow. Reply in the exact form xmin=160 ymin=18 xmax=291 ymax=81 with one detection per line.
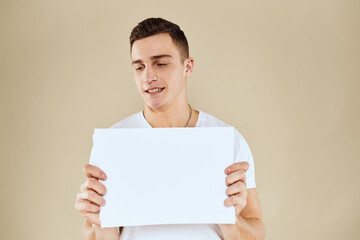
xmin=131 ymin=54 xmax=173 ymax=65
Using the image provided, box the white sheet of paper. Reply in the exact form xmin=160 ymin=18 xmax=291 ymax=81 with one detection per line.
xmin=89 ymin=127 xmax=235 ymax=227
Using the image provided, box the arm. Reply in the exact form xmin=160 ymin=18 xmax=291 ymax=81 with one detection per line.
xmin=219 ymin=162 xmax=265 ymax=240
xmin=75 ymin=164 xmax=120 ymax=240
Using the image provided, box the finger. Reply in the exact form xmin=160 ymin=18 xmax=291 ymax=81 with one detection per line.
xmin=225 ymin=170 xmax=246 ymax=186
xmin=83 ymin=212 xmax=101 ymax=226
xmin=77 ymin=190 xmax=106 ymax=207
xmin=80 ymin=178 xmax=107 ymax=196
xmin=224 ymin=194 xmax=247 ymax=208
xmin=226 ymin=181 xmax=246 ymax=196
xmin=224 ymin=195 xmax=237 ymax=207
xmin=80 ymin=181 xmax=87 ymax=192
xmin=83 ymin=164 xmax=107 ymax=180
xmin=225 ymin=161 xmax=249 ymax=175
xmin=75 ymin=199 xmax=101 ymax=214
xmin=84 ymin=219 xmax=93 ymax=229
xmin=83 ymin=220 xmax=95 ymax=238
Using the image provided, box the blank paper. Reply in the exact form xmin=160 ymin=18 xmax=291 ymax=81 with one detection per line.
xmin=89 ymin=127 xmax=235 ymax=228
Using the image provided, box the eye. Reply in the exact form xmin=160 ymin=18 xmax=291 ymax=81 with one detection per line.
xmin=135 ymin=66 xmax=144 ymax=71
xmin=157 ymin=63 xmax=167 ymax=67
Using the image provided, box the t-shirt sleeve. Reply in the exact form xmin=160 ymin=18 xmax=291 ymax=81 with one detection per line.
xmin=234 ymin=129 xmax=256 ymax=189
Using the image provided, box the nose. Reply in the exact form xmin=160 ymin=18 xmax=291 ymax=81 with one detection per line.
xmin=144 ymin=65 xmax=158 ymax=84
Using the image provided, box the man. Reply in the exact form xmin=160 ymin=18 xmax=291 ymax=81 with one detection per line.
xmin=75 ymin=18 xmax=265 ymax=240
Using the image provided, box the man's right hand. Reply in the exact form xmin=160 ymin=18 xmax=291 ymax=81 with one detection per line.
xmin=75 ymin=164 xmax=119 ymax=239
xmin=75 ymin=164 xmax=107 ymax=226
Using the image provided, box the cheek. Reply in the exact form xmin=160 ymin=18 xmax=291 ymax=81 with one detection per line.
xmin=134 ymin=76 xmax=143 ymax=92
xmin=164 ymin=66 xmax=184 ymax=85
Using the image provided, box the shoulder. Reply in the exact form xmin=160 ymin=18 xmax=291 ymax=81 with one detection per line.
xmin=110 ymin=112 xmax=146 ymax=128
xmin=198 ymin=111 xmax=250 ymax=155
xmin=198 ymin=112 xmax=244 ymax=135
xmin=197 ymin=111 xmax=231 ymax=127
xmin=198 ymin=111 xmax=245 ymax=138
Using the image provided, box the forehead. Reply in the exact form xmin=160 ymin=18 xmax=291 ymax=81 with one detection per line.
xmin=131 ymin=33 xmax=180 ymax=61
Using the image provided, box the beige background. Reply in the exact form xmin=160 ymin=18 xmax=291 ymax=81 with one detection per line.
xmin=1 ymin=0 xmax=359 ymax=239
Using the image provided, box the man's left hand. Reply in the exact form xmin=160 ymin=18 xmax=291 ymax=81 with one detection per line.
xmin=224 ymin=161 xmax=249 ymax=216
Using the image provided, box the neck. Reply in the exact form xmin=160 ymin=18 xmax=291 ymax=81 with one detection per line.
xmin=143 ymin=101 xmax=192 ymax=128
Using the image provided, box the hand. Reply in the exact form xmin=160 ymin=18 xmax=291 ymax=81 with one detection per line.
xmin=75 ymin=164 xmax=107 ymax=226
xmin=224 ymin=161 xmax=249 ymax=215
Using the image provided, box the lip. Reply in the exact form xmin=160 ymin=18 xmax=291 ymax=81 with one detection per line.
xmin=144 ymin=87 xmax=165 ymax=95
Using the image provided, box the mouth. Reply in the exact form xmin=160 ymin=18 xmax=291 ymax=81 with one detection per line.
xmin=145 ymin=87 xmax=165 ymax=94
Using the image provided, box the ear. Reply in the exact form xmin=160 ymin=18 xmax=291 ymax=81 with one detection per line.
xmin=184 ymin=57 xmax=194 ymax=78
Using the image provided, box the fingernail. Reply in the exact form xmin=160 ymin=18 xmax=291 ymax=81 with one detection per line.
xmin=102 ymin=173 xmax=107 ymax=179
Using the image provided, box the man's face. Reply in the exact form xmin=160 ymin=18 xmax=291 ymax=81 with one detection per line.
xmin=131 ymin=33 xmax=192 ymax=110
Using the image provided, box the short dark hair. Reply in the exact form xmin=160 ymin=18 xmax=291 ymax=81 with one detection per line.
xmin=129 ymin=18 xmax=189 ymax=61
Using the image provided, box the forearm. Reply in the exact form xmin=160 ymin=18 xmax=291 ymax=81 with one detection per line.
xmin=82 ymin=220 xmax=119 ymax=240
xmin=219 ymin=216 xmax=265 ymax=240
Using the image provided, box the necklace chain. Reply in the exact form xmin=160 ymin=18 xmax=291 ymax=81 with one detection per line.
xmin=143 ymin=104 xmax=192 ymax=127
xmin=184 ymin=104 xmax=192 ymax=127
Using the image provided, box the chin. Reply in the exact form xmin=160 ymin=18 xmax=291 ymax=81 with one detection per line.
xmin=145 ymin=101 xmax=166 ymax=110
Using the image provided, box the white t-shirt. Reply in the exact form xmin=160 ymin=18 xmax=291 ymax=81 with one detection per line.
xmin=110 ymin=110 xmax=256 ymax=240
